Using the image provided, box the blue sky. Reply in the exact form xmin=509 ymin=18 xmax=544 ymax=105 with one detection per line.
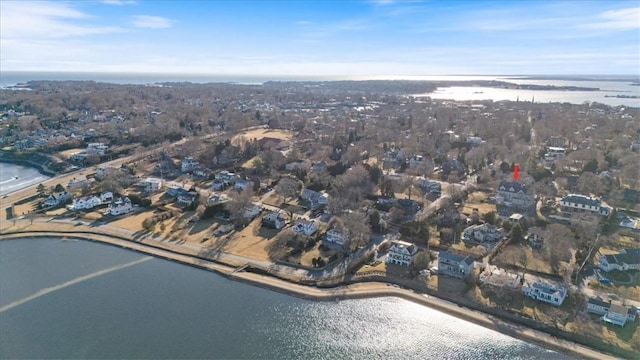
xmin=1 ymin=0 xmax=638 ymax=76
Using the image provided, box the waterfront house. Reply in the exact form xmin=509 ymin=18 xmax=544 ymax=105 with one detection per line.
xmin=585 ymin=297 xmax=637 ymax=326
xmin=386 ymin=240 xmax=418 ymax=266
xmin=107 ymin=197 xmax=133 ymax=216
xmin=262 ymin=212 xmax=286 ymax=230
xmin=521 ymin=280 xmax=567 ymax=306
xmin=324 ymin=229 xmax=346 ymax=247
xmin=586 ymin=297 xmax=610 ymax=315
xmin=560 ymin=194 xmax=610 ymax=216
xmin=141 ymin=178 xmax=163 ymax=193
xmin=438 ymin=251 xmax=475 ymax=280
xmin=603 ymin=303 xmax=634 ymax=327
xmin=597 ymin=248 xmax=640 ymax=272
xmin=292 ymin=219 xmax=317 ymax=236
xmin=43 ymin=191 xmax=71 ymax=207
xmin=71 ymin=195 xmax=101 ymax=210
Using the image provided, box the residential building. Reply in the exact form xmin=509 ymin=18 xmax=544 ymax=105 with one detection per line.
xmin=262 ymin=212 xmax=286 ymax=229
xmin=604 ymin=303 xmax=633 ymax=327
xmin=310 ymin=161 xmax=328 ymax=172
xmin=462 ymin=223 xmax=504 ymax=243
xmin=215 ymin=170 xmax=237 ymax=185
xmin=438 ymin=251 xmax=475 ymax=280
xmin=560 ymin=194 xmax=611 ymax=216
xmin=177 ymin=192 xmax=197 ymax=207
xmin=107 ymin=197 xmax=133 ymax=216
xmin=408 ymin=155 xmax=425 ymax=169
xmin=234 ymin=179 xmax=252 ymax=191
xmin=292 ymin=219 xmax=317 ymax=236
xmin=479 ymin=265 xmax=522 ymax=288
xmin=43 ymin=191 xmax=71 ymax=207
xmin=100 ymin=192 xmax=114 ymax=203
xmin=207 ymin=193 xmax=228 ymax=205
xmin=243 ymin=204 xmax=261 ymax=219
xmin=586 ymin=297 xmax=610 ymax=315
xmin=521 ymin=280 xmax=567 ymax=306
xmin=86 ymin=142 xmax=108 ymax=155
xmin=141 ymin=178 xmax=163 ymax=193
xmin=495 ymin=181 xmax=534 ymax=210
xmin=181 ymin=156 xmax=199 ymax=173
xmin=71 ymin=195 xmax=101 ymax=210
xmin=324 ymin=229 xmax=346 ymax=247
xmin=301 ymin=188 xmax=329 ymax=210
xmin=526 ymin=227 xmax=546 ymax=249
xmin=597 ymin=248 xmax=640 ymax=272
xmin=285 ymin=160 xmax=306 ymax=171
xmin=386 ymin=240 xmax=418 ymax=266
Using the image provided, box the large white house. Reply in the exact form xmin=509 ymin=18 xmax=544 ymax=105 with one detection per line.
xmin=495 ymin=181 xmax=534 ymax=210
xmin=292 ymin=219 xmax=317 ymax=236
xmin=87 ymin=142 xmax=109 ymax=155
xmin=301 ymin=188 xmax=329 ymax=210
xmin=324 ymin=229 xmax=346 ymax=247
xmin=462 ymin=223 xmax=504 ymax=243
xmin=386 ymin=240 xmax=418 ymax=266
xmin=71 ymin=195 xmax=101 ymax=210
xmin=438 ymin=251 xmax=475 ymax=280
xmin=587 ymin=297 xmax=637 ymax=327
xmin=597 ymin=248 xmax=640 ymax=272
xmin=262 ymin=212 xmax=286 ymax=229
xmin=521 ymin=280 xmax=567 ymax=306
xmin=181 ymin=156 xmax=199 ymax=173
xmin=560 ymin=194 xmax=611 ymax=216
xmin=107 ymin=197 xmax=133 ymax=216
xmin=141 ymin=178 xmax=163 ymax=193
xmin=43 ymin=191 xmax=71 ymax=207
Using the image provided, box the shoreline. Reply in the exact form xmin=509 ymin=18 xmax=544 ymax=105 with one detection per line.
xmin=0 ymin=230 xmax=619 ymax=360
xmin=0 ymin=156 xmax=57 ymax=177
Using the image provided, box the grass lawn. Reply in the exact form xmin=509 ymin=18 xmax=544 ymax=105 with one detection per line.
xmin=232 ymin=128 xmax=292 ymax=142
xmin=300 ymin=241 xmax=339 ymax=267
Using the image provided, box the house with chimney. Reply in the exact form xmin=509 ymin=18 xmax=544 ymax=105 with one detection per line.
xmin=560 ymin=194 xmax=611 ymax=216
xmin=438 ymin=251 xmax=475 ymax=280
xmin=597 ymin=248 xmax=640 ymax=272
xmin=386 ymin=240 xmax=418 ymax=266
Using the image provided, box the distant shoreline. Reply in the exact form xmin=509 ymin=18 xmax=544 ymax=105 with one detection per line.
xmin=0 ymin=229 xmax=623 ymax=360
xmin=0 ymin=156 xmax=57 ymax=177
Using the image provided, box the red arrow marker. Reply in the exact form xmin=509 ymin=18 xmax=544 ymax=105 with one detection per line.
xmin=513 ymin=164 xmax=519 ymax=180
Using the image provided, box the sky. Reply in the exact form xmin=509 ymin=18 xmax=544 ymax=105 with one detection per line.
xmin=1 ymin=0 xmax=639 ymax=76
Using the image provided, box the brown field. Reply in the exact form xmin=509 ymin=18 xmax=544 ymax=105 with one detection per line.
xmin=461 ymin=191 xmax=496 ymax=216
xmin=232 ymin=128 xmax=292 ymax=142
xmin=57 ymin=148 xmax=85 ymax=159
xmin=450 ymin=242 xmax=488 ymax=258
xmin=494 ymin=244 xmax=556 ymax=276
xmin=218 ymin=218 xmax=275 ymax=260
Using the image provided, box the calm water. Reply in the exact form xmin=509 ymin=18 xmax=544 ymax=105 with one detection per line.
xmin=2 ymin=71 xmax=638 ymax=107
xmin=0 ymin=237 xmax=571 ymax=359
xmin=0 ymin=162 xmax=49 ymax=195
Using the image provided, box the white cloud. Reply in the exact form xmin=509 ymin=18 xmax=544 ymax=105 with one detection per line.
xmin=132 ymin=15 xmax=174 ymax=29
xmin=100 ymin=0 xmax=137 ymax=5
xmin=0 ymin=1 xmax=122 ymax=39
xmin=582 ymin=7 xmax=640 ymax=30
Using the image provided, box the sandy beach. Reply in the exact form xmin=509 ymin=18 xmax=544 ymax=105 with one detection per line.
xmin=0 ymin=226 xmax=617 ymax=360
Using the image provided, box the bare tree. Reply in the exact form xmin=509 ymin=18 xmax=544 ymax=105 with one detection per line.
xmin=275 ymin=177 xmax=302 ymax=205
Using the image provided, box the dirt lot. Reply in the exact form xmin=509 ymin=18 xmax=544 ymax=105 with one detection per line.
xmin=232 ymin=128 xmax=292 ymax=142
xmin=211 ymin=217 xmax=276 ymax=260
xmin=493 ymin=244 xmax=556 ymax=276
xmin=461 ymin=191 xmax=496 ymax=216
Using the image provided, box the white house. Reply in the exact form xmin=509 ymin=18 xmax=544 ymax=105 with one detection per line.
xmin=603 ymin=303 xmax=634 ymax=327
xmin=386 ymin=240 xmax=418 ymax=266
xmin=215 ymin=170 xmax=237 ymax=185
xmin=177 ymin=192 xmax=197 ymax=207
xmin=292 ymin=219 xmax=317 ymax=236
xmin=141 ymin=178 xmax=163 ymax=193
xmin=324 ymin=229 xmax=346 ymax=247
xmin=43 ymin=191 xmax=70 ymax=207
xmin=243 ymin=204 xmax=261 ymax=220
xmin=234 ymin=179 xmax=252 ymax=191
xmin=521 ymin=280 xmax=567 ymax=306
xmin=207 ymin=193 xmax=228 ymax=205
xmin=462 ymin=223 xmax=504 ymax=243
xmin=496 ymin=181 xmax=534 ymax=209
xmin=262 ymin=212 xmax=286 ymax=229
xmin=438 ymin=251 xmax=475 ymax=280
xmin=301 ymin=188 xmax=329 ymax=210
xmin=597 ymin=248 xmax=640 ymax=272
xmin=87 ymin=142 xmax=109 ymax=155
xmin=107 ymin=197 xmax=133 ymax=216
xmin=100 ymin=191 xmax=114 ymax=203
xmin=71 ymin=195 xmax=101 ymax=210
xmin=181 ymin=156 xmax=199 ymax=173
xmin=560 ymin=194 xmax=610 ymax=216
xmin=586 ymin=297 xmax=638 ymax=326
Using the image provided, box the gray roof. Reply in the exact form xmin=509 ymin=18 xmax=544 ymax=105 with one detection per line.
xmin=439 ymin=251 xmax=474 ymax=265
xmin=561 ymin=194 xmax=601 ymax=207
xmin=587 ymin=297 xmax=609 ymax=308
xmin=498 ymin=181 xmax=526 ymax=194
